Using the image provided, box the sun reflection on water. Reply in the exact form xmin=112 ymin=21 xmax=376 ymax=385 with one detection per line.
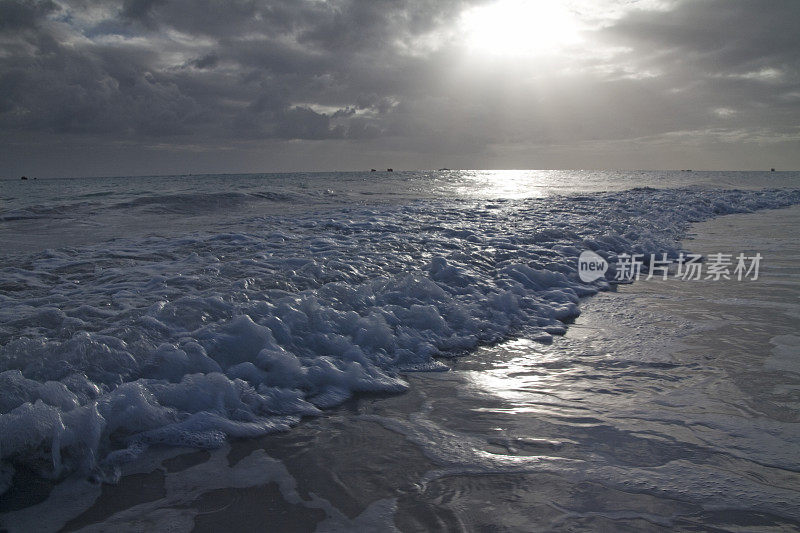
xmin=455 ymin=170 xmax=551 ymax=199
xmin=461 ymin=338 xmax=592 ymax=417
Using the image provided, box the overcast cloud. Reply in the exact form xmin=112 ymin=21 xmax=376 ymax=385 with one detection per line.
xmin=1 ymin=0 xmax=798 ymax=176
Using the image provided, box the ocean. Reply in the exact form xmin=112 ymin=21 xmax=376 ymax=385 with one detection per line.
xmin=1 ymin=170 xmax=799 ymax=531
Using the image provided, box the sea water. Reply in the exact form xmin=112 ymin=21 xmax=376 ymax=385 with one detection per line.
xmin=1 ymin=170 xmax=799 ymax=529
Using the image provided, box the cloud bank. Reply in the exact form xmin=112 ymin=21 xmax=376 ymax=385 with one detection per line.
xmin=1 ymin=0 xmax=798 ymax=176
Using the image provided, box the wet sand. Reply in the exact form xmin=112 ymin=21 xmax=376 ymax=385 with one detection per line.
xmin=3 ymin=205 xmax=799 ymax=532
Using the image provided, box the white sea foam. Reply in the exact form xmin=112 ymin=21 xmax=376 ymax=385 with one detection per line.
xmin=1 ymin=187 xmax=799 ymax=492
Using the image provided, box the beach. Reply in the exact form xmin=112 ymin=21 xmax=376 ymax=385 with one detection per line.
xmin=3 ymin=0 xmax=799 ymax=528
xmin=3 ymin=195 xmax=797 ymax=532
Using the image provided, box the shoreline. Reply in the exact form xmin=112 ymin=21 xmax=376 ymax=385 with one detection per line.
xmin=3 ymin=204 xmax=800 ymax=532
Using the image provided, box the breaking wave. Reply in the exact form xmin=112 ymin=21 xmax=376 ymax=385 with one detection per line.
xmin=1 ymin=187 xmax=799 ymax=493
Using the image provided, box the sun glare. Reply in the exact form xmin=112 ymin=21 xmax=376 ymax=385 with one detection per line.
xmin=459 ymin=0 xmax=583 ymax=57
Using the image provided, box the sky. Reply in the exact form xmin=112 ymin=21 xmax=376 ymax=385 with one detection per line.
xmin=0 ymin=0 xmax=799 ymax=177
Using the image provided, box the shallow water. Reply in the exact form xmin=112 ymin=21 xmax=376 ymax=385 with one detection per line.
xmin=380 ymin=206 xmax=800 ymax=530
xmin=5 ymin=205 xmax=797 ymax=532
xmin=1 ymin=172 xmax=799 ymax=530
xmin=3 ymin=170 xmax=798 ymax=253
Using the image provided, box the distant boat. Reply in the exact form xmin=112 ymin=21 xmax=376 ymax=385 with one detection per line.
xmin=771 ymin=168 xmax=776 ymax=172
xmin=438 ymin=168 xmax=450 ymax=171
xmin=370 ymin=169 xmax=377 ymax=172
xmin=387 ymin=168 xmax=393 ymax=172
xmin=20 ymin=176 xmax=27 ymax=180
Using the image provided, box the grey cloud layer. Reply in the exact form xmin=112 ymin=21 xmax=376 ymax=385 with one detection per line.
xmin=0 ymin=0 xmax=798 ymax=172
xmin=0 ymin=0 xmax=471 ymax=140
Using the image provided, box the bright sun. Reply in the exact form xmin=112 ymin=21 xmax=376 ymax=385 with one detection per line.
xmin=459 ymin=0 xmax=583 ymax=57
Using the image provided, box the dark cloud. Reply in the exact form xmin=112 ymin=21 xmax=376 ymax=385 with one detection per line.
xmin=589 ymin=0 xmax=800 ymax=146
xmin=0 ymin=0 xmax=58 ymax=31
xmin=0 ymin=0 xmax=798 ymax=175
xmin=0 ymin=0 xmax=480 ymax=146
xmin=605 ymin=0 xmax=800 ymax=75
xmin=120 ymin=0 xmax=166 ymax=23
xmin=189 ymin=53 xmax=219 ymax=70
